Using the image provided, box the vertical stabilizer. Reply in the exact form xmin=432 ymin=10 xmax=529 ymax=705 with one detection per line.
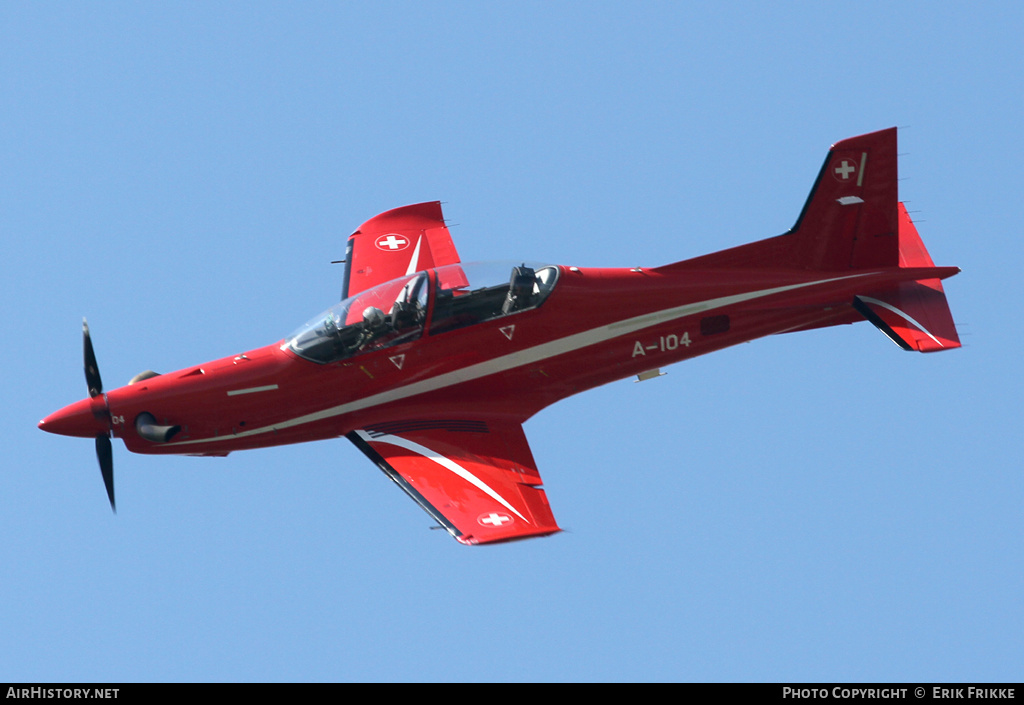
xmin=789 ymin=127 xmax=900 ymax=270
xmin=657 ymin=127 xmax=902 ymax=272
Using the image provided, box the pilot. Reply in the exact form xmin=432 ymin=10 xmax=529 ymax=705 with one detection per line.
xmin=391 ymin=274 xmax=427 ymax=330
xmin=352 ymin=305 xmax=388 ymax=350
xmin=502 ymin=265 xmax=537 ymax=315
xmin=362 ymin=306 xmax=386 ymax=330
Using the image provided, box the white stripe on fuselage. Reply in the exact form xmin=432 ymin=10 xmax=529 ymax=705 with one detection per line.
xmin=169 ymin=272 xmax=871 ymax=447
xmin=226 ymin=384 xmax=279 ymax=396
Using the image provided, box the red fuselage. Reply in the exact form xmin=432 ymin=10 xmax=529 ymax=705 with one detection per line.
xmin=40 ymin=262 xmax=955 ymax=458
xmin=37 ymin=130 xmax=964 ymax=543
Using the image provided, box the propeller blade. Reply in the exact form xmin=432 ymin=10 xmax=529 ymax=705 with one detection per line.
xmin=95 ymin=433 xmax=116 ymax=513
xmin=82 ymin=319 xmax=116 ymax=512
xmin=83 ymin=319 xmax=103 ymax=398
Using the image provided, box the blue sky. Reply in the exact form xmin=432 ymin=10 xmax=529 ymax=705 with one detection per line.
xmin=2 ymin=1 xmax=1021 ymax=682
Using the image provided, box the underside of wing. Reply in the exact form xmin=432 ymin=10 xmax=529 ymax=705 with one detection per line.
xmin=343 ymin=201 xmax=462 ymax=298
xmin=347 ymin=419 xmax=560 ymax=545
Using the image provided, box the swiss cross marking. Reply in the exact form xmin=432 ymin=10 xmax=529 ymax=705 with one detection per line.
xmin=834 ymin=160 xmax=856 ymax=180
xmin=478 ymin=512 xmax=513 ymax=527
xmin=375 ymin=234 xmax=410 ymax=251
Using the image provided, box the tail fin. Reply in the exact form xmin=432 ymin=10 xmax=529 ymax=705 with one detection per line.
xmin=659 ymin=127 xmax=961 ymax=352
xmin=662 ymin=127 xmax=901 ymax=271
xmin=852 ymin=203 xmax=961 ymax=352
xmin=788 ymin=127 xmax=900 ymax=270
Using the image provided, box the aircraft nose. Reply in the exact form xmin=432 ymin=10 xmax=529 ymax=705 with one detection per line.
xmin=38 ymin=397 xmax=110 ymax=438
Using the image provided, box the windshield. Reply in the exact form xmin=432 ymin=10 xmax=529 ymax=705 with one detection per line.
xmin=286 ymin=271 xmax=429 ymax=364
xmin=286 ymin=263 xmax=559 ymax=364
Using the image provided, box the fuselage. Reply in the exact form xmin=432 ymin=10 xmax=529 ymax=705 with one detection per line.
xmin=40 ymin=260 xmax=954 ymax=458
xmin=36 ymin=130 xmax=965 ymax=541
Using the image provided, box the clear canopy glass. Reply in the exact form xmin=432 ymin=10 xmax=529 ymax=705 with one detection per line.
xmin=286 ymin=262 xmax=559 ymax=364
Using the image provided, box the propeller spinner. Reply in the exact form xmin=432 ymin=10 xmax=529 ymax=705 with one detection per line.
xmin=38 ymin=320 xmax=116 ymax=512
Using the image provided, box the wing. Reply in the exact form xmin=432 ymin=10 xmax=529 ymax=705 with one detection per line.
xmin=347 ymin=419 xmax=561 ymax=545
xmin=343 ymin=201 xmax=462 ymax=298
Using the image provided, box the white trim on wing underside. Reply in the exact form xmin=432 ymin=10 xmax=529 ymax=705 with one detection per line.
xmin=354 ymin=430 xmax=528 ymax=523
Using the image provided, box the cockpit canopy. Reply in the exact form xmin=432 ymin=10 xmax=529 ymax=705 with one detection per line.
xmin=286 ymin=262 xmax=559 ymax=364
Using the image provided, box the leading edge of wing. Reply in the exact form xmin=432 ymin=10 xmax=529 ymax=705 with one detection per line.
xmin=347 ymin=419 xmax=560 ymax=545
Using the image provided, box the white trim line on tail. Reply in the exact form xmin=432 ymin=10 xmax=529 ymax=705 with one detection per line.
xmin=856 ymin=295 xmax=944 ymax=348
xmin=354 ymin=430 xmax=528 ymax=523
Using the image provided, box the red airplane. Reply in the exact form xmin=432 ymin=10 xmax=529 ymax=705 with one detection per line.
xmin=39 ymin=127 xmax=960 ymax=545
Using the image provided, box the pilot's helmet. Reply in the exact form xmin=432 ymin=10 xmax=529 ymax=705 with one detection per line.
xmin=362 ymin=306 xmax=386 ymax=329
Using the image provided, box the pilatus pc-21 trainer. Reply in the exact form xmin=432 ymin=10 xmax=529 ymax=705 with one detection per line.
xmin=40 ymin=127 xmax=960 ymax=545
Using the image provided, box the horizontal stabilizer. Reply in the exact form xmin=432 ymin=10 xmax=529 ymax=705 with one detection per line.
xmin=852 ymin=202 xmax=960 ymax=352
xmin=854 ymin=280 xmax=960 ymax=352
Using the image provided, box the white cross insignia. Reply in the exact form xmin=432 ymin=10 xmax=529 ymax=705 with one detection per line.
xmin=375 ymin=234 xmax=409 ymax=251
xmin=478 ymin=512 xmax=513 ymax=527
xmin=834 ymin=160 xmax=856 ymax=181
